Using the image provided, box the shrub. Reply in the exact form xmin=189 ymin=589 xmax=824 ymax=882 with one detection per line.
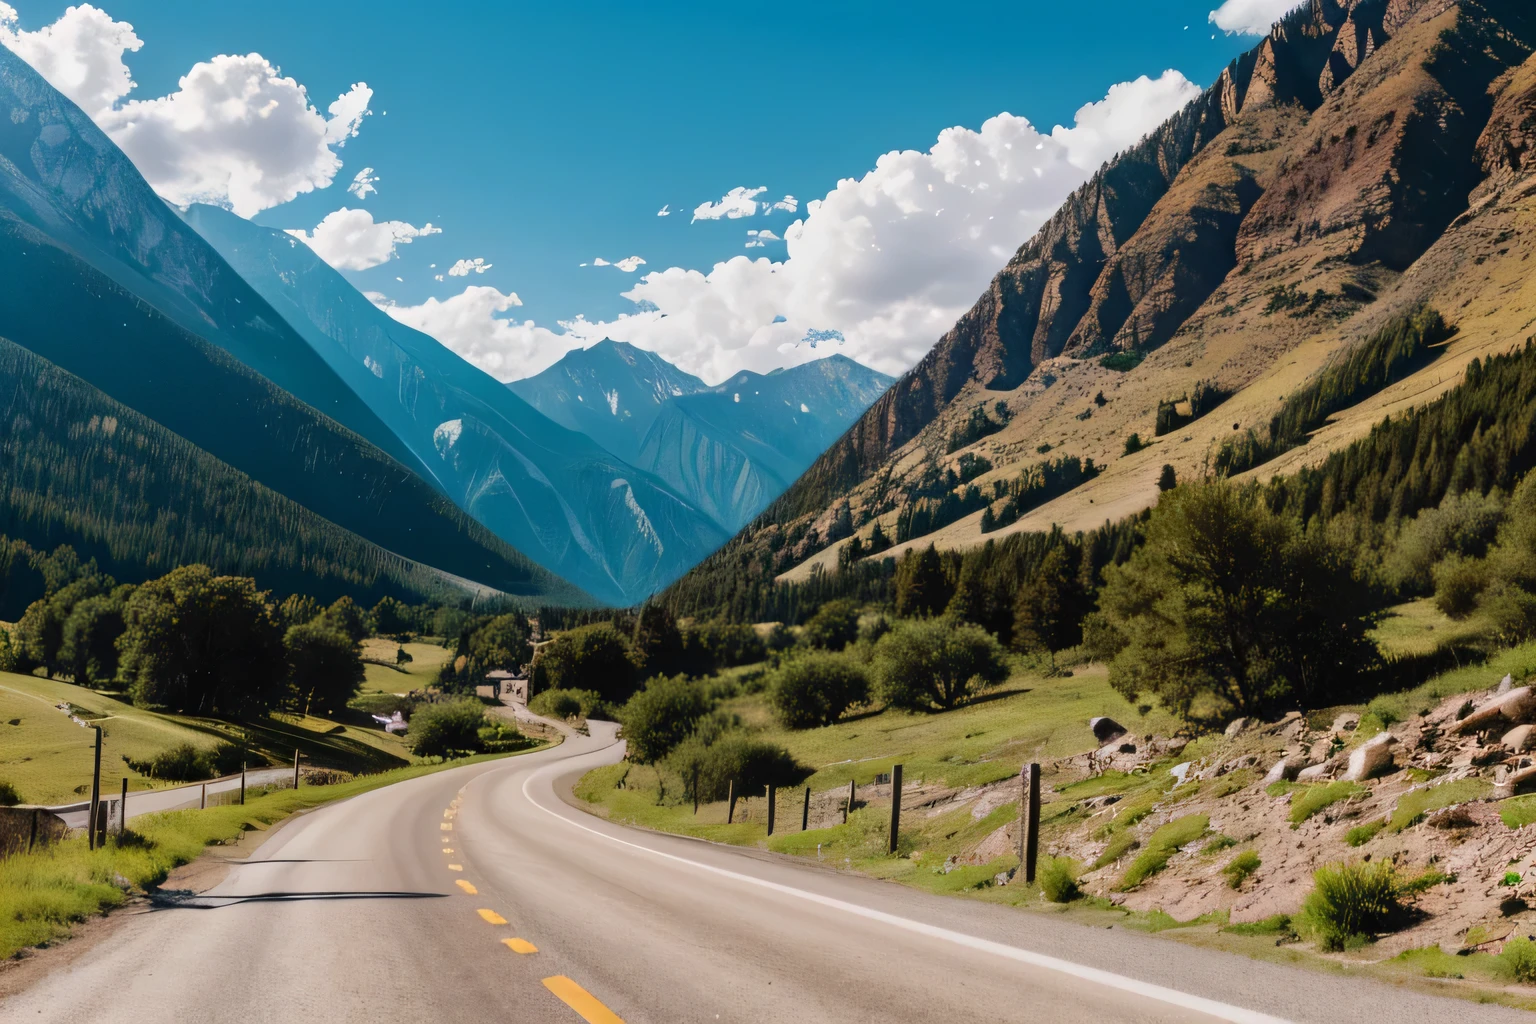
xmin=1123 ymin=433 xmax=1146 ymax=456
xmin=529 ymin=688 xmax=610 ymax=721
xmin=1223 ymin=850 xmax=1261 ymax=889
xmin=530 ymin=623 xmax=637 ymax=702
xmin=666 ymin=731 xmax=806 ymax=803
xmin=1118 ymin=814 xmax=1208 ymax=890
xmin=125 ymin=742 xmax=241 ymax=782
xmin=801 ymin=600 xmax=861 ymax=651
xmin=872 ymin=618 xmax=1008 ymax=712
xmin=1038 ymin=856 xmax=1081 ymax=903
xmin=1299 ymin=861 xmax=1432 ymax=951
xmin=768 ymin=652 xmax=869 ymax=729
xmin=1289 ymin=782 xmax=1364 ymax=824
xmin=1345 ymin=820 xmax=1386 ymax=847
xmin=0 ymin=780 xmax=21 ymax=805
xmin=1432 ymin=555 xmax=1487 ymax=619
xmin=621 ymin=676 xmax=711 ymax=763
xmin=1497 ymin=938 xmax=1536 ymax=984
xmin=407 ymin=699 xmax=486 ymax=758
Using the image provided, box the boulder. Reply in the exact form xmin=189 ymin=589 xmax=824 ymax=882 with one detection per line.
xmin=1330 ymin=712 xmax=1360 ymax=735
xmin=1453 ymin=687 xmax=1536 ymax=735
xmin=1504 ymin=724 xmax=1536 ymax=752
xmin=1224 ymin=717 xmax=1249 ymax=738
xmin=1170 ymin=762 xmax=1194 ymax=785
xmin=1342 ymin=732 xmax=1398 ymax=781
xmin=1494 ymin=763 xmax=1536 ymax=800
xmin=1090 ymin=717 xmax=1128 ymax=744
xmin=1473 ymin=744 xmax=1511 ymax=767
xmin=1498 ymin=674 xmax=1515 ymax=695
xmin=1263 ymin=756 xmax=1300 ymax=784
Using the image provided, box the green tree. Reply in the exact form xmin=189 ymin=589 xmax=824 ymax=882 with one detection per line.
xmin=118 ymin=565 xmax=287 ymax=716
xmin=872 ymin=618 xmax=1008 ymax=711
xmin=316 ymin=596 xmax=372 ymax=644
xmin=1091 ymin=481 xmax=1379 ymax=718
xmin=286 ymin=621 xmax=365 ymax=714
xmin=15 ymin=574 xmax=112 ymax=678
xmin=632 ymin=603 xmax=685 ymax=677
xmin=278 ymin=594 xmax=321 ymax=630
xmin=768 ymin=652 xmax=869 ymax=729
xmin=1158 ymin=464 xmax=1177 ymax=492
xmin=531 ymin=622 xmax=637 ymax=702
xmin=1012 ymin=548 xmax=1080 ymax=654
xmin=1123 ymin=433 xmax=1146 ymax=456
xmin=894 ymin=545 xmax=952 ymax=618
xmin=620 ymin=675 xmax=711 ymax=763
xmin=407 ymin=699 xmax=486 ymax=758
xmin=800 ymin=599 xmax=860 ymax=651
xmin=469 ymin=613 xmax=532 ymax=673
xmin=59 ymin=586 xmax=132 ymax=687
xmin=371 ymin=597 xmax=415 ymax=636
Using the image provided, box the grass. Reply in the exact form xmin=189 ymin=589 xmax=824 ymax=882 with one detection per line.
xmin=1288 ymin=782 xmax=1364 ymax=824
xmin=1387 ymin=777 xmax=1491 ymax=832
xmin=1369 ymin=598 xmax=1491 ymax=659
xmin=1360 ymin=640 xmax=1536 ymax=729
xmin=1499 ymin=795 xmax=1536 ymax=829
xmin=358 ymin=640 xmax=452 ymax=694
xmin=1223 ymin=914 xmax=1294 ymax=937
xmin=1299 ymin=861 xmax=1442 ymax=952
xmin=1117 ymin=813 xmax=1208 ymax=890
xmin=1223 ymin=850 xmax=1261 ymax=889
xmin=1345 ymin=819 xmax=1386 ymax=846
xmin=0 ymin=749 xmax=536 ymax=960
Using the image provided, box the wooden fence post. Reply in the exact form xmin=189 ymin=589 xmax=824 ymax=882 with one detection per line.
xmin=88 ymin=725 xmax=102 ymax=851
xmin=692 ymin=765 xmax=700 ymax=814
xmin=726 ymin=779 xmax=736 ymax=824
xmin=28 ymin=807 xmax=38 ymax=853
xmin=293 ymin=749 xmax=301 ymax=790
xmin=888 ymin=764 xmax=903 ymax=854
xmin=239 ymin=766 xmax=246 ymax=806
xmin=845 ymin=779 xmax=855 ymax=823
xmin=1020 ymin=763 xmax=1041 ymax=883
xmin=119 ymin=777 xmax=128 ymax=835
xmin=766 ymin=786 xmax=776 ymax=836
xmin=801 ymin=786 xmax=811 ymax=831
xmin=200 ymin=782 xmax=206 ymax=810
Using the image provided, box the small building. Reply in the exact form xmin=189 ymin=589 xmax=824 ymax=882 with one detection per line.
xmin=486 ymin=669 xmax=528 ymax=705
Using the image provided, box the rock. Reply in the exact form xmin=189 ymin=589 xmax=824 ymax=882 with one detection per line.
xmin=1472 ymin=744 xmax=1511 ymax=767
xmin=1090 ymin=717 xmax=1127 ymax=744
xmin=1505 ymin=725 xmax=1536 ymax=752
xmin=1342 ymin=732 xmax=1398 ymax=781
xmin=1495 ymin=763 xmax=1536 ymax=800
xmin=994 ymin=869 xmax=1016 ymax=887
xmin=1453 ymin=687 xmax=1536 ymax=735
xmin=1296 ymin=761 xmax=1335 ymax=782
xmin=1330 ymin=713 xmax=1360 ymax=735
xmin=1080 ymin=795 xmax=1121 ymax=810
xmin=1498 ymin=674 xmax=1515 ymax=695
xmin=1170 ymin=762 xmax=1194 ymax=785
xmin=1224 ymin=717 xmax=1249 ymax=738
xmin=1264 ymin=756 xmax=1301 ymax=784
xmin=1427 ymin=805 xmax=1477 ymax=829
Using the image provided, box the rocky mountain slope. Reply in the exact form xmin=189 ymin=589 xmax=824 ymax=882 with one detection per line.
xmin=674 ymin=0 xmax=1536 ymax=588
xmin=183 ymin=207 xmax=726 ymax=606
xmin=507 ymin=340 xmax=709 ymax=464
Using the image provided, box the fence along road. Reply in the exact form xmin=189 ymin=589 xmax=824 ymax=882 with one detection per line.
xmin=43 ymin=768 xmax=294 ymax=829
xmin=1 ymin=721 xmax=1526 ymax=1024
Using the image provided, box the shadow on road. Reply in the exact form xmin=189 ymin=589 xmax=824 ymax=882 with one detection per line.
xmin=149 ymin=890 xmax=448 ymax=909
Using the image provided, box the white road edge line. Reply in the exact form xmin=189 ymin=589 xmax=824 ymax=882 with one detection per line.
xmin=520 ymin=764 xmax=1290 ymax=1024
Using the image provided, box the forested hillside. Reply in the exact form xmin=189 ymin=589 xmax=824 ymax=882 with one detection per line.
xmin=0 ymin=338 xmax=587 ymax=616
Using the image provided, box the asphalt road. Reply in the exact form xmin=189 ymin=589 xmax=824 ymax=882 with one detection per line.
xmin=51 ymin=769 xmax=294 ymax=829
xmin=4 ymin=722 xmax=1528 ymax=1024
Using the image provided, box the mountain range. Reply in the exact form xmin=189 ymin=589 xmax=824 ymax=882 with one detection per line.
xmin=0 ymin=41 xmax=895 ymax=608
xmin=511 ymin=345 xmax=894 ymax=531
xmin=664 ymin=0 xmax=1536 ymax=601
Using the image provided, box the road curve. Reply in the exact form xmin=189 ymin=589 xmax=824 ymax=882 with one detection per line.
xmin=3 ymin=723 xmax=1526 ymax=1024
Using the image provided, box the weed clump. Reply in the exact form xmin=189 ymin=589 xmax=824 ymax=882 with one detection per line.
xmin=1299 ymin=861 xmax=1439 ymax=951
xmin=1117 ymin=814 xmax=1208 ymax=890
xmin=1038 ymin=856 xmax=1081 ymax=903
xmin=1497 ymin=937 xmax=1536 ymax=984
xmin=1344 ymin=820 xmax=1385 ymax=847
xmin=1222 ymin=850 xmax=1261 ymax=889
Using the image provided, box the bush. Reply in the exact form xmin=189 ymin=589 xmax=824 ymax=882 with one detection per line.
xmin=621 ymin=676 xmax=711 ymax=763
xmin=1038 ymin=856 xmax=1081 ymax=903
xmin=1344 ymin=820 xmax=1386 ymax=847
xmin=1497 ymin=937 xmax=1536 ymax=984
xmin=530 ymin=623 xmax=637 ymax=702
xmin=1299 ymin=861 xmax=1431 ymax=951
xmin=1432 ymin=555 xmax=1487 ymax=618
xmin=1223 ymin=850 xmax=1261 ymax=889
xmin=529 ymin=688 xmax=583 ymax=720
xmin=0 ymin=780 xmax=21 ymax=805
xmin=801 ymin=600 xmax=861 ymax=651
xmin=666 ymin=731 xmax=806 ymax=803
xmin=125 ymin=742 xmax=242 ymax=782
xmin=407 ymin=699 xmax=486 ymax=758
xmin=768 ymin=652 xmax=869 ymax=729
xmin=872 ymin=618 xmax=1008 ymax=712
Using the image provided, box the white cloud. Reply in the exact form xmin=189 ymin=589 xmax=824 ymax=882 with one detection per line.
xmin=347 ymin=167 xmax=379 ymax=201
xmin=0 ymin=4 xmax=372 ymax=216
xmin=373 ymin=286 xmax=582 ymax=378
xmin=747 ymin=229 xmax=781 ymax=242
xmin=447 ymin=257 xmax=493 ymax=277
xmin=1208 ymin=0 xmax=1294 ymax=35
xmin=769 ymin=195 xmax=797 ymax=213
xmin=526 ymin=70 xmax=1200 ymax=383
xmin=692 ymin=186 xmax=767 ymax=222
xmin=656 ymin=204 xmax=670 ymax=217
xmin=285 ymin=207 xmax=440 ymax=271
xmin=587 ymin=256 xmax=646 ymax=272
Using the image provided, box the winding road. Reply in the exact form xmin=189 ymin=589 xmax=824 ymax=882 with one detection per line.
xmin=4 ymin=721 xmax=1527 ymax=1023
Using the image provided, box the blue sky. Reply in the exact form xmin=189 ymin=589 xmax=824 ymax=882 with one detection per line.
xmin=4 ymin=1 xmax=1280 ymax=381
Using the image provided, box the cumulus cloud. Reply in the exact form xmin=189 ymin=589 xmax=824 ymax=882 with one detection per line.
xmin=347 ymin=167 xmax=379 ymax=201
xmin=587 ymin=256 xmax=646 ymax=272
xmin=285 ymin=208 xmax=440 ymax=271
xmin=1208 ymin=0 xmax=1294 ymax=35
xmin=747 ymin=229 xmax=781 ymax=242
xmin=769 ymin=195 xmax=797 ymax=213
xmin=656 ymin=204 xmax=670 ymax=216
xmin=692 ymin=186 xmax=767 ymax=222
xmin=524 ymin=70 xmax=1200 ymax=382
xmin=447 ymin=257 xmax=492 ymax=277
xmin=0 ymin=4 xmax=372 ymax=216
xmin=373 ymin=286 xmax=582 ymax=378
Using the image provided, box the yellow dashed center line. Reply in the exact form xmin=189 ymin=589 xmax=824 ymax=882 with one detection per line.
xmin=455 ymin=880 xmax=478 ymax=894
xmin=447 ymin=864 xmax=463 ymax=871
xmin=442 ymin=847 xmax=454 ymax=854
xmin=477 ymin=908 xmax=507 ymax=925
xmin=502 ymin=937 xmax=538 ymax=954
xmin=542 ymin=976 xmax=624 ymax=1023
xmin=440 ymin=823 xmax=453 ymax=831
